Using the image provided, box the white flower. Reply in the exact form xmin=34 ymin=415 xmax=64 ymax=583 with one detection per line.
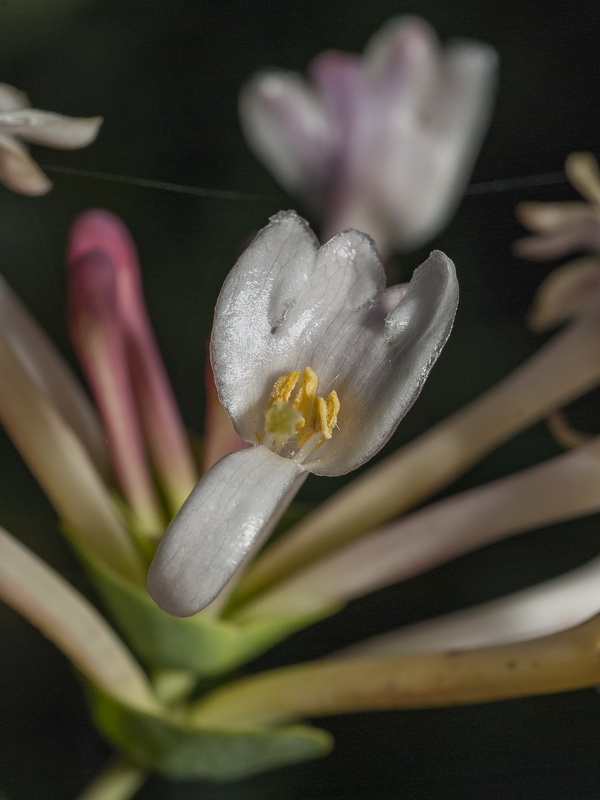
xmin=239 ymin=16 xmax=497 ymax=255
xmin=148 ymin=211 xmax=458 ymax=616
xmin=0 ymin=83 xmax=102 ymax=195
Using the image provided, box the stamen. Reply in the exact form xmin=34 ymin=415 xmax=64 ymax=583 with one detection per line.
xmin=292 ymin=367 xmax=319 ymax=431
xmin=293 ymin=432 xmax=324 ymax=463
xmin=269 ymin=370 xmax=300 ymax=405
xmin=263 ymin=367 xmax=340 ymax=460
xmin=321 ymin=391 xmax=340 ymax=440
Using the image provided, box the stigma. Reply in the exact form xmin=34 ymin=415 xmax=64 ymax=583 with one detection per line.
xmin=263 ymin=367 xmax=340 ymax=462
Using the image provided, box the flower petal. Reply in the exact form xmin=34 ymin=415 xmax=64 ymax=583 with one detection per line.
xmin=566 ymin=151 xmax=600 ymax=206
xmin=308 ymin=248 xmax=457 ymax=475
xmin=515 ymin=201 xmax=595 ymax=232
xmin=364 ymin=16 xmax=438 ymax=111
xmin=211 ymin=210 xmax=319 ymax=442
xmin=0 ymin=83 xmax=28 ymax=111
xmin=514 ymin=218 xmax=600 ymax=261
xmin=0 ymin=132 xmax=51 ymax=194
xmin=375 ymin=38 xmax=496 ymax=250
xmin=147 ymin=446 xmax=307 ymax=616
xmin=0 ymin=109 xmax=102 ymax=148
xmin=239 ymin=72 xmax=333 ymax=198
xmin=212 ymin=211 xmax=457 ymax=475
xmin=309 ymin=51 xmax=364 ymax=149
xmin=434 ymin=39 xmax=498 ymax=143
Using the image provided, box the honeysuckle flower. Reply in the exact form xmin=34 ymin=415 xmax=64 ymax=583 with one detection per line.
xmin=0 ymin=82 xmax=101 ymax=195
xmin=239 ymin=16 xmax=497 ymax=255
xmin=515 ymin=153 xmax=600 ymax=264
xmin=148 ymin=210 xmax=459 ymax=617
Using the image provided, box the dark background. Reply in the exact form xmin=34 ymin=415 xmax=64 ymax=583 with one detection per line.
xmin=1 ymin=1 xmax=600 ymax=797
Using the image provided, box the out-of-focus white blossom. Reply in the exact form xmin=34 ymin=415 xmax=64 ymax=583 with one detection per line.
xmin=240 ymin=17 xmax=496 ymax=255
xmin=0 ymin=82 xmax=101 ymax=195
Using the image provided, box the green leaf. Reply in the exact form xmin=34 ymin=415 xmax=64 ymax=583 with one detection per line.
xmin=87 ymin=684 xmax=332 ymax=781
xmin=84 ymin=548 xmax=340 ymax=676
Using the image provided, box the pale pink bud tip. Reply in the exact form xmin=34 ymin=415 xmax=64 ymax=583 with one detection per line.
xmin=67 ymin=208 xmax=141 ymax=281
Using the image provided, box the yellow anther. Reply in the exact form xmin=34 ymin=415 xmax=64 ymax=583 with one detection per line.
xmin=264 ymin=366 xmax=340 ymax=457
xmin=292 ymin=367 xmax=319 ymax=429
xmin=269 ymin=370 xmax=300 ymax=405
xmin=311 ymin=391 xmax=340 ymax=443
xmin=322 ymin=390 xmax=341 ymax=439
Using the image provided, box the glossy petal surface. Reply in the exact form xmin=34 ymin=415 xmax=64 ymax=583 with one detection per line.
xmin=240 ymin=17 xmax=496 ymax=252
xmin=212 ymin=211 xmax=458 ymax=476
xmin=148 ymin=446 xmax=306 ymax=616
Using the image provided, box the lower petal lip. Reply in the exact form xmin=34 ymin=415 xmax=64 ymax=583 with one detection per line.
xmin=147 ymin=445 xmax=307 ymax=617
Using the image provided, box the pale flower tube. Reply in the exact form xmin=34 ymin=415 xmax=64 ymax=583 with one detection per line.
xmin=0 ymin=275 xmax=108 ymax=473
xmin=0 ymin=283 xmax=143 ymax=582
xmin=0 ymin=526 xmax=157 ymax=713
xmin=148 ymin=211 xmax=458 ymax=616
xmin=340 ymin=556 xmax=600 ymax=659
xmin=235 ymin=436 xmax=600 ymax=620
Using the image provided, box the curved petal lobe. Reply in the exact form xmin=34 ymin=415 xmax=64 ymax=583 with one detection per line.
xmin=239 ymin=71 xmax=333 ymax=198
xmin=307 ymin=249 xmax=458 ymax=475
xmin=211 ymin=211 xmax=319 ymax=442
xmin=1 ymin=110 xmax=102 ymax=148
xmin=148 ymin=446 xmax=307 ymax=616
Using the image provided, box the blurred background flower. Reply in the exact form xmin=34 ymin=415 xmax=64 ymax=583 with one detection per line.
xmin=240 ymin=16 xmax=496 ymax=256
